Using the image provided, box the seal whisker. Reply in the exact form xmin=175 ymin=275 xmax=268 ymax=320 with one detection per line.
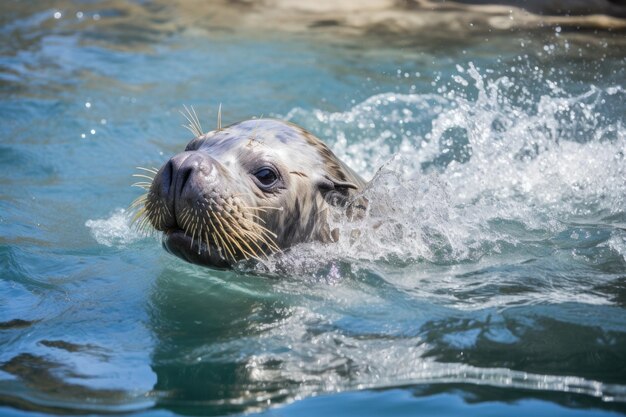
xmin=236 ymin=211 xmax=266 ymax=225
xmin=206 ymin=212 xmax=229 ymax=255
xmin=240 ymin=228 xmax=278 ymax=255
xmin=203 ymin=230 xmax=212 ymax=256
xmin=129 ymin=196 xmax=148 ymax=210
xmin=180 ymin=209 xmax=192 ymax=227
xmin=131 ymin=208 xmax=146 ymax=224
xmin=213 ymin=214 xmax=237 ymax=254
xmin=190 ymin=218 xmax=198 ymax=250
xmin=233 ymin=227 xmax=265 ymax=256
xmin=215 ymin=226 xmax=236 ymax=262
xmin=232 ymin=215 xmax=277 ymax=242
xmin=182 ymin=124 xmax=198 ymax=137
xmin=225 ymin=230 xmax=251 ymax=260
xmin=231 ymin=229 xmax=261 ymax=259
xmin=211 ymin=212 xmax=238 ymax=261
xmin=156 ymin=210 xmax=164 ymax=230
xmin=130 ymin=194 xmax=148 ymax=203
xmin=233 ymin=219 xmax=280 ymax=253
xmin=253 ymin=206 xmax=284 ymax=212
xmin=132 ymin=173 xmax=156 ymax=181
xmin=241 ymin=226 xmax=279 ymax=252
xmin=197 ymin=220 xmax=205 ymax=253
xmin=136 ymin=166 xmax=159 ymax=175
xmin=161 ymin=200 xmax=171 ymax=218
xmin=227 ymin=228 xmax=258 ymax=260
xmin=181 ymin=214 xmax=191 ymax=229
xmin=136 ymin=216 xmax=151 ymax=234
xmin=185 ymin=211 xmax=195 ymax=233
xmin=180 ymin=104 xmax=202 ymax=136
xmin=217 ymin=103 xmax=222 ymax=131
xmin=180 ymin=105 xmax=203 ymax=137
xmin=197 ymin=226 xmax=204 ymax=253
xmin=220 ymin=206 xmax=279 ymax=243
xmin=226 ymin=203 xmax=268 ymax=218
xmin=222 ymin=201 xmax=266 ymax=224
xmin=234 ymin=203 xmax=284 ymax=213
xmin=198 ymin=218 xmax=211 ymax=252
xmin=190 ymin=106 xmax=202 ymax=133
xmin=205 ymin=216 xmax=225 ymax=259
xmin=180 ymin=213 xmax=190 ymax=235
xmin=223 ymin=217 xmax=261 ymax=259
xmin=246 ymin=220 xmax=278 ymax=239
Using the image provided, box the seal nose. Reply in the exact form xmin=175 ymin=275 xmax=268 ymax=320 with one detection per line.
xmin=177 ymin=159 xmax=194 ymax=195
xmin=148 ymin=151 xmax=222 ymax=231
xmin=175 ymin=153 xmax=214 ymax=199
xmin=158 ymin=152 xmax=211 ymax=193
xmin=156 ymin=152 xmax=191 ymax=199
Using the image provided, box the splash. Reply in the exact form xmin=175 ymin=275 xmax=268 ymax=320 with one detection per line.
xmin=85 ymin=209 xmax=144 ymax=247
xmin=281 ymin=63 xmax=625 ymax=267
xmin=605 ymin=230 xmax=626 ymax=263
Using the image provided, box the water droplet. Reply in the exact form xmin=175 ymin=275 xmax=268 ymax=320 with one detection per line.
xmin=76 ymin=11 xmax=84 ymax=19
xmin=90 ymin=129 xmax=96 ymax=135
xmin=85 ymin=102 xmax=91 ymax=108
xmin=53 ymin=11 xmax=62 ymax=19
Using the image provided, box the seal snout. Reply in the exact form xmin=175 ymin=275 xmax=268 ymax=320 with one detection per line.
xmin=147 ymin=151 xmax=220 ymax=232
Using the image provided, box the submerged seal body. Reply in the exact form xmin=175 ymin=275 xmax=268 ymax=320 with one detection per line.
xmin=133 ymin=119 xmax=365 ymax=268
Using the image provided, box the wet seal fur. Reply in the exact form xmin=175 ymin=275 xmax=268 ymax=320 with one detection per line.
xmin=131 ymin=115 xmax=366 ymax=269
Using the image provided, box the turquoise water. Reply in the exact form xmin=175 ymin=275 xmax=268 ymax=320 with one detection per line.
xmin=1 ymin=2 xmax=626 ymax=416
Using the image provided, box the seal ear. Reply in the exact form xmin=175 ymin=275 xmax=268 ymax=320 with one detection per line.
xmin=317 ymin=175 xmax=358 ymax=207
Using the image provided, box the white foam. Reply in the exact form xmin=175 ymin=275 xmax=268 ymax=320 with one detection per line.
xmin=85 ymin=208 xmax=145 ymax=247
xmin=605 ymin=230 xmax=626 ymax=262
xmin=280 ymin=64 xmax=626 ymax=268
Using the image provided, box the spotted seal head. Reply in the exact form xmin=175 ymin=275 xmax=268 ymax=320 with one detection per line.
xmin=132 ymin=118 xmax=366 ymax=269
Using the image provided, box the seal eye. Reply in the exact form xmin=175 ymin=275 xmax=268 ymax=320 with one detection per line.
xmin=253 ymin=167 xmax=278 ymax=188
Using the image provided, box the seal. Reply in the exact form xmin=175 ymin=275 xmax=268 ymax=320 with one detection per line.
xmin=131 ymin=116 xmax=366 ymax=269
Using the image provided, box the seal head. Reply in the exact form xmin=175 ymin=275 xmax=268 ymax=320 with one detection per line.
xmin=135 ymin=119 xmax=365 ymax=268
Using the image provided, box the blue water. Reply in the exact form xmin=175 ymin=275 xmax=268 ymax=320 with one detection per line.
xmin=1 ymin=2 xmax=626 ymax=416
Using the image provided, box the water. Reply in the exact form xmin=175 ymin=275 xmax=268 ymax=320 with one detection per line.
xmin=1 ymin=1 xmax=626 ymax=416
